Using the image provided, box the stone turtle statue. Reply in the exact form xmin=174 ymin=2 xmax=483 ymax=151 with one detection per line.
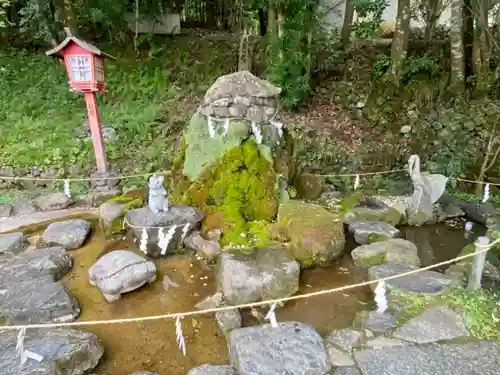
xmin=88 ymin=250 xmax=156 ymax=302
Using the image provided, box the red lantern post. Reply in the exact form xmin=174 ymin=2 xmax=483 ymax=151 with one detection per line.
xmin=46 ymin=29 xmax=115 ymax=174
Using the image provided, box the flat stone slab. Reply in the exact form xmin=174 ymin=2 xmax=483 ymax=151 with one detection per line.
xmin=325 ymin=328 xmax=363 ymax=349
xmin=354 ymin=341 xmax=500 ymax=375
xmin=333 ymin=368 xmax=362 ymax=375
xmin=0 ymin=207 xmax=97 ymax=234
xmin=35 ymin=193 xmax=73 ymax=212
xmin=348 ymin=221 xmax=400 ymax=245
xmin=357 ymin=311 xmax=398 ymax=334
xmin=0 ymin=232 xmax=28 ymax=255
xmin=363 ymin=337 xmax=408 ymax=349
xmin=392 ymin=306 xmax=469 ymax=344
xmin=352 ymin=239 xmax=419 ymax=268
xmin=368 ymin=262 xmax=457 ymax=295
xmin=0 ymin=328 xmax=104 ymax=375
xmin=228 ymin=321 xmax=331 ymax=375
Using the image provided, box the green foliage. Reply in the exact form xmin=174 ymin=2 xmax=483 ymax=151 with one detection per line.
xmin=372 ymin=54 xmax=390 ymax=78
xmin=394 ymin=287 xmax=500 ymax=340
xmin=0 ymin=39 xmax=236 ymax=174
xmin=352 ymin=0 xmax=388 ymax=39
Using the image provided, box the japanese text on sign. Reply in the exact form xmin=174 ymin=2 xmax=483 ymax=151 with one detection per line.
xmin=69 ymin=55 xmax=92 ymax=81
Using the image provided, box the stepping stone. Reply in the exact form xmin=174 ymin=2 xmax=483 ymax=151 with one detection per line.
xmin=34 ymin=192 xmax=73 ymax=212
xmin=325 ymin=328 xmax=363 ymax=349
xmin=42 ymin=219 xmax=91 ymax=250
xmin=0 ymin=232 xmax=28 ymax=255
xmin=187 ymin=365 xmax=238 ymax=375
xmin=363 ymin=337 xmax=408 ymax=349
xmin=215 ymin=309 xmax=242 ymax=334
xmin=228 ymin=321 xmax=330 ymax=375
xmin=348 ymin=221 xmax=400 ymax=245
xmin=327 ymin=345 xmax=356 ymax=367
xmin=332 ymin=367 xmax=362 ymax=375
xmin=357 ymin=311 xmax=398 ymax=334
xmin=368 ymin=262 xmax=457 ymax=295
xmin=0 ymin=203 xmax=12 ymax=218
xmin=11 ymin=198 xmax=37 ymax=215
xmin=0 ymin=328 xmax=103 ymax=375
xmin=354 ymin=341 xmax=500 ymax=375
xmin=352 ymin=239 xmax=419 ymax=268
xmin=392 ymin=306 xmax=469 ymax=344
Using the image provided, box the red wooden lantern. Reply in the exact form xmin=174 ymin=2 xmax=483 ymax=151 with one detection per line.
xmin=46 ymin=32 xmax=114 ymax=92
xmin=46 ymin=30 xmax=115 ymax=174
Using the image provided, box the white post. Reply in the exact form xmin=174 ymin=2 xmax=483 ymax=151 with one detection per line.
xmin=467 ymin=236 xmax=490 ymax=290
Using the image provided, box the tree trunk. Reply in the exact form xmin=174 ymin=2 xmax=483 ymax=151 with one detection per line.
xmin=423 ymin=0 xmax=443 ymax=45
xmin=277 ymin=7 xmax=284 ymax=59
xmin=62 ymin=0 xmax=77 ymax=34
xmin=341 ymin=0 xmax=355 ymax=47
xmin=268 ymin=2 xmax=276 ymax=37
xmin=387 ymin=0 xmax=410 ymax=84
xmin=450 ymin=0 xmax=466 ymax=92
xmin=472 ymin=0 xmax=491 ymax=75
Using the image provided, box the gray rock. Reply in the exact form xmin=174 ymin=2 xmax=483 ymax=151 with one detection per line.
xmin=326 ymin=345 xmax=356 ymax=367
xmin=187 ymin=364 xmax=238 ymax=375
xmin=363 ymin=337 xmax=408 ymax=349
xmin=0 ymin=232 xmax=28 ymax=255
xmin=400 ymin=125 xmax=412 ymax=134
xmin=34 ymin=193 xmax=73 ymax=212
xmin=392 ymin=306 xmax=469 ymax=344
xmin=129 ymin=372 xmax=160 ymax=375
xmin=88 ymin=250 xmax=157 ymax=302
xmin=348 ymin=221 xmax=400 ymax=245
xmin=357 ymin=311 xmax=398 ymax=334
xmin=343 ymin=198 xmax=402 ymax=226
xmin=218 ymin=246 xmax=300 ymax=305
xmin=215 ymin=308 xmax=242 ymax=334
xmin=0 ymin=328 xmax=103 ymax=375
xmin=228 ymin=321 xmax=331 ymax=375
xmin=352 ymin=239 xmax=420 ymax=268
xmin=184 ymin=231 xmax=221 ymax=259
xmin=126 ymin=205 xmax=203 ymax=257
xmin=0 ymin=247 xmax=79 ymax=324
xmin=42 ymin=219 xmax=91 ymax=250
xmin=0 ymin=203 xmax=12 ymax=218
xmin=325 ymin=328 xmax=363 ymax=350
xmin=354 ymin=341 xmax=500 ymax=375
xmin=462 ymin=201 xmax=498 ymax=226
xmin=332 ymin=367 xmax=362 ymax=375
xmin=11 ymin=198 xmax=37 ymax=215
xmin=368 ymin=262 xmax=457 ymax=295
xmin=195 ymin=292 xmax=223 ymax=310
xmin=99 ymin=200 xmax=128 ymax=234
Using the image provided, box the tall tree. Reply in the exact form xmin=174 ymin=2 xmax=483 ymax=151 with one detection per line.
xmin=472 ymin=0 xmax=491 ymax=75
xmin=387 ymin=0 xmax=411 ymax=84
xmin=450 ymin=0 xmax=465 ymax=91
xmin=341 ymin=0 xmax=355 ymax=47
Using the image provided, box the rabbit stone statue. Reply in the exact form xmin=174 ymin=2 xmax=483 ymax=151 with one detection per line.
xmin=148 ymin=175 xmax=169 ymax=214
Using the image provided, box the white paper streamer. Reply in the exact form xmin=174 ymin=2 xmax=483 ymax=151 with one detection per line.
xmin=354 ymin=174 xmax=360 ymax=190
xmin=483 ymin=183 xmax=490 ymax=203
xmin=157 ymin=228 xmax=167 ymax=253
xmin=16 ymin=328 xmax=26 ymax=365
xmin=374 ymin=280 xmax=388 ymax=313
xmin=63 ymin=179 xmax=71 ymax=198
xmin=139 ymin=228 xmax=148 ymax=254
xmin=176 ymin=316 xmax=186 ymax=356
xmin=207 ymin=117 xmax=216 ymax=138
xmin=464 ymin=221 xmax=473 ymax=232
xmin=251 ymin=121 xmax=263 ymax=144
xmin=270 ymin=120 xmax=283 ymax=139
xmin=265 ymin=304 xmax=278 ymax=328
xmin=180 ymin=223 xmax=191 ymax=246
xmin=161 ymin=225 xmax=178 ymax=255
xmin=223 ymin=118 xmax=230 ymax=137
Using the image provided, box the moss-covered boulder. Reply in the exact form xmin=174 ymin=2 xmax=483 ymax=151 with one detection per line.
xmin=351 ymin=239 xmax=420 ymax=268
xmin=293 ymin=173 xmax=323 ymax=200
xmin=99 ymin=194 xmax=144 ymax=237
xmin=276 ymin=200 xmax=345 ymax=267
xmin=341 ymin=194 xmax=402 ymax=226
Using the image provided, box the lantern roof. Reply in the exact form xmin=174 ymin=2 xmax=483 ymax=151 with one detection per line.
xmin=46 ymin=35 xmax=115 ymax=60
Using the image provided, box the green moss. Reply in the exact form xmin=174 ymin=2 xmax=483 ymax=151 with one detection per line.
xmin=104 ymin=195 xmax=144 ymax=236
xmin=175 ymin=139 xmax=278 ymax=247
xmin=355 ymin=251 xmax=387 ymax=267
xmin=367 ymin=233 xmax=389 ymax=243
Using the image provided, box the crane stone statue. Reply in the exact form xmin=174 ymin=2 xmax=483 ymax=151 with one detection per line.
xmin=407 ymin=154 xmax=448 ymax=226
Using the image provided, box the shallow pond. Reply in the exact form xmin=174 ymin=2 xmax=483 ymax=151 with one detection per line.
xmin=52 ymin=217 xmax=480 ymax=374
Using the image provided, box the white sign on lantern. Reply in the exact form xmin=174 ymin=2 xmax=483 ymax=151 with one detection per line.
xmin=69 ymin=55 xmax=92 ymax=81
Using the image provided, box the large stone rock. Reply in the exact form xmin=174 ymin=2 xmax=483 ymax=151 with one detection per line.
xmin=325 ymin=328 xmax=364 ymax=350
xmin=343 ymin=197 xmax=402 ymax=226
xmin=184 ymin=231 xmax=221 ymax=260
xmin=368 ymin=262 xmax=457 ymax=295
xmin=0 ymin=247 xmax=79 ymax=324
xmin=99 ymin=195 xmax=144 ymax=237
xmin=445 ymin=243 xmax=500 ymax=283
xmin=294 ymin=173 xmax=323 ymax=200
xmin=228 ymin=321 xmax=331 ymax=375
xmin=277 ymin=200 xmax=345 ymax=267
xmin=461 ymin=201 xmax=498 ymax=226
xmin=215 ymin=308 xmax=242 ymax=334
xmin=363 ymin=337 xmax=408 ymax=349
xmin=88 ymin=250 xmax=157 ymax=302
xmin=0 ymin=203 xmax=12 ymax=218
xmin=0 ymin=328 xmax=104 ymax=375
xmin=217 ymin=246 xmax=299 ymax=305
xmin=0 ymin=232 xmax=28 ymax=255
xmin=354 ymin=341 xmax=500 ymax=375
xmin=355 ymin=311 xmax=398 ymax=334
xmin=392 ymin=306 xmax=469 ymax=344
xmin=129 ymin=372 xmax=160 ymax=375
xmin=34 ymin=193 xmax=73 ymax=212
xmin=351 ymin=239 xmax=420 ymax=268
xmin=187 ymin=365 xmax=238 ymax=375
xmin=326 ymin=346 xmax=356 ymax=367
xmin=42 ymin=219 xmax=91 ymax=250
xmin=348 ymin=221 xmax=400 ymax=245
xmin=332 ymin=368 xmax=362 ymax=375
xmin=126 ymin=205 xmax=203 ymax=257
xmin=11 ymin=198 xmax=37 ymax=215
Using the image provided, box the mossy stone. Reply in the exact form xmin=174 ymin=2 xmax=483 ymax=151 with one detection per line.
xmin=293 ymin=173 xmax=323 ymax=200
xmin=277 ymin=200 xmax=345 ymax=267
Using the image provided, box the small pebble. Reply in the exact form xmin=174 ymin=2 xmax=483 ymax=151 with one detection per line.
xmin=203 ymin=283 xmax=207 ymax=286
